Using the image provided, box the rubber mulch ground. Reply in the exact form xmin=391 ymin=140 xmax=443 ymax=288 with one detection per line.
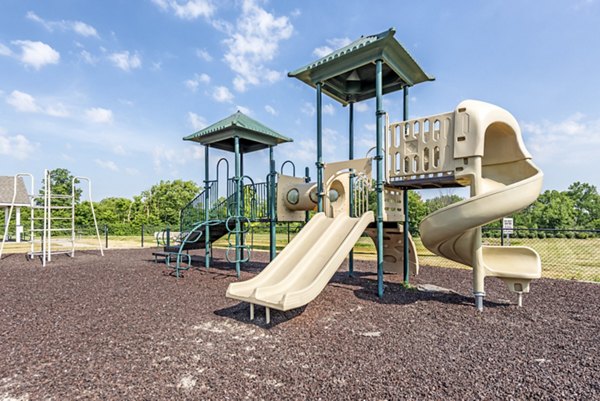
xmin=0 ymin=248 xmax=598 ymax=400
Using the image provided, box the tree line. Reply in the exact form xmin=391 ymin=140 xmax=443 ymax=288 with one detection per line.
xmin=2 ymin=168 xmax=598 ymax=238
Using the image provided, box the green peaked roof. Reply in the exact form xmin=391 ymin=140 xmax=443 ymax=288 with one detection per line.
xmin=288 ymin=28 xmax=434 ymax=105
xmin=183 ymin=111 xmax=292 ymax=153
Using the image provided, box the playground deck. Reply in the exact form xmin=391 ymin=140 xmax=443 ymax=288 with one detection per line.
xmin=0 ymin=249 xmax=598 ymax=400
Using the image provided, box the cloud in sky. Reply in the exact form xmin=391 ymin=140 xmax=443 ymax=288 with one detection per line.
xmin=6 ymin=90 xmax=39 ymax=112
xmin=323 ymin=104 xmax=335 ymax=116
xmin=236 ymin=105 xmax=251 ymax=115
xmin=522 ymin=113 xmax=600 ymax=164
xmin=6 ymin=90 xmax=70 ymax=117
xmin=312 ymin=37 xmax=352 ymax=58
xmin=109 ymin=51 xmax=142 ymax=71
xmin=0 ymin=43 xmax=12 ymax=56
xmin=85 ymin=107 xmax=113 ymax=124
xmin=212 ymin=86 xmax=234 ymax=103
xmin=26 ymin=11 xmax=99 ymax=38
xmin=95 ymin=159 xmax=119 ymax=171
xmin=265 ymin=105 xmax=277 ymax=116
xmin=184 ymin=73 xmax=211 ymax=91
xmin=188 ymin=112 xmax=207 ymax=130
xmin=0 ymin=129 xmax=36 ymax=160
xmin=11 ymin=40 xmax=60 ymax=69
xmin=355 ymin=102 xmax=369 ymax=112
xmin=79 ymin=50 xmax=97 ymax=65
xmin=196 ymin=48 xmax=213 ymax=61
xmin=152 ymin=0 xmax=215 ymax=20
xmin=221 ymin=0 xmax=293 ymax=92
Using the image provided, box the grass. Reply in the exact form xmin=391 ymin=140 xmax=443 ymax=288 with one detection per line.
xmin=3 ymin=232 xmax=599 ymax=282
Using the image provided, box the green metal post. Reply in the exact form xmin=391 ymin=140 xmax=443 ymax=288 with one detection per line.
xmin=234 ymin=136 xmax=241 ymax=278
xmin=204 ymin=145 xmax=211 ymax=269
xmin=348 ymin=102 xmax=355 ymax=277
xmin=316 ymin=82 xmax=324 ymax=213
xmin=269 ymin=146 xmax=276 ymax=261
xmin=403 ymin=86 xmax=410 ymax=284
xmin=304 ymin=167 xmax=310 ymax=223
xmin=375 ymin=60 xmax=385 ymax=298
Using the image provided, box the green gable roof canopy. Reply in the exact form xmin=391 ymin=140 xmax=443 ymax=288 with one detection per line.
xmin=183 ymin=111 xmax=292 ymax=153
xmin=288 ymin=28 xmax=434 ymax=105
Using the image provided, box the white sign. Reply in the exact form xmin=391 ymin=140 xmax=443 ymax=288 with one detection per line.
xmin=502 ymin=217 xmax=514 ymax=234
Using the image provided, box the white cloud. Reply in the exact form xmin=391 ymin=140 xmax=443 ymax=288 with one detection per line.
xmin=184 ymin=73 xmax=211 ymax=91
xmin=61 ymin=153 xmax=75 ymax=162
xmin=364 ymin=123 xmax=376 ymax=132
xmin=222 ymin=0 xmax=293 ymax=92
xmin=125 ymin=167 xmax=139 ymax=176
xmin=265 ymin=105 xmax=277 ymax=116
xmin=45 ymin=102 xmax=70 ymax=117
xmin=6 ymin=90 xmax=69 ymax=117
xmin=212 ymin=86 xmax=234 ymax=103
xmin=152 ymin=0 xmax=215 ymax=20
xmin=113 ymin=144 xmax=127 ymax=155
xmin=301 ymin=102 xmax=315 ymax=117
xmin=0 ymin=43 xmax=12 ymax=56
xmin=355 ymin=102 xmax=369 ymax=112
xmin=85 ymin=107 xmax=113 ymax=124
xmin=236 ymin=105 xmax=251 ymax=115
xmin=95 ymin=159 xmax=119 ymax=171
xmin=79 ymin=50 xmax=97 ymax=65
xmin=188 ymin=112 xmax=207 ymax=130
xmin=196 ymin=48 xmax=213 ymax=61
xmin=522 ymin=113 xmax=600 ymax=164
xmin=323 ymin=104 xmax=335 ymax=116
xmin=11 ymin=40 xmax=60 ymax=69
xmin=312 ymin=37 xmax=352 ymax=58
xmin=6 ymin=90 xmax=39 ymax=112
xmin=0 ymin=131 xmax=36 ymax=160
xmin=109 ymin=51 xmax=142 ymax=71
xmin=26 ymin=12 xmax=99 ymax=38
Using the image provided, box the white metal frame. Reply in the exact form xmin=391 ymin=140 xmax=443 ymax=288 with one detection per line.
xmin=0 ymin=170 xmax=104 ymax=264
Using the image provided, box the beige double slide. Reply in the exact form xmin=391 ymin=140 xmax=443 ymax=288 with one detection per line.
xmin=227 ymin=211 xmax=373 ymax=315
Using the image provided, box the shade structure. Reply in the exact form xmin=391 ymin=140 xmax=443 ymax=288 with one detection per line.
xmin=183 ymin=111 xmax=292 ymax=153
xmin=288 ymin=28 xmax=434 ymax=105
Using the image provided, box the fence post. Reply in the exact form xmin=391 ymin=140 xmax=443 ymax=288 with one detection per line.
xmin=166 ymin=226 xmax=171 ymax=247
xmin=141 ymin=224 xmax=144 ymax=248
xmin=500 ymin=225 xmax=504 ymax=246
xmin=104 ymin=224 xmax=108 ymax=249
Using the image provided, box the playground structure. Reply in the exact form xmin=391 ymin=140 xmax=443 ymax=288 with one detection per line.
xmin=162 ymin=28 xmax=543 ymax=321
xmin=0 ymin=170 xmax=104 ymax=266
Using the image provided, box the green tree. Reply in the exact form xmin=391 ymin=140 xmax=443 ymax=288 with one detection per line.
xmin=425 ymin=192 xmax=464 ymax=214
xmin=528 ymin=190 xmax=576 ymax=229
xmin=139 ymin=180 xmax=201 ymax=227
xmin=38 ymin=168 xmax=82 ymax=204
xmin=566 ymin=182 xmax=600 ymax=228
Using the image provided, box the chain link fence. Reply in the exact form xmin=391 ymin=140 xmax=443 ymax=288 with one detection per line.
xmin=415 ymin=227 xmax=600 ymax=282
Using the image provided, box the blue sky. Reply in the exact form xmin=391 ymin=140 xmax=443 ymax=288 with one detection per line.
xmin=1 ymin=0 xmax=599 ymax=200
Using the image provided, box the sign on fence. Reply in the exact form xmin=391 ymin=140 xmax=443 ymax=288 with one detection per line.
xmin=502 ymin=217 xmax=514 ymax=234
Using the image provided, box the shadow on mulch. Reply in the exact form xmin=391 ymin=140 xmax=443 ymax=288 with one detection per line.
xmin=215 ymin=302 xmax=307 ymax=328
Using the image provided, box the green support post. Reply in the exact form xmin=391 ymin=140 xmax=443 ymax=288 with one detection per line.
xmin=234 ymin=136 xmax=242 ymax=278
xmin=403 ymin=86 xmax=410 ymax=284
xmin=204 ymin=145 xmax=211 ymax=269
xmin=348 ymin=102 xmax=355 ymax=277
xmin=304 ymin=167 xmax=310 ymax=223
xmin=375 ymin=60 xmax=385 ymax=298
xmin=269 ymin=146 xmax=276 ymax=261
xmin=316 ymin=82 xmax=324 ymax=213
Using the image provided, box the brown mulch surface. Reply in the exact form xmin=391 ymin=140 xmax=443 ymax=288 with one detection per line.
xmin=0 ymin=248 xmax=598 ymax=400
